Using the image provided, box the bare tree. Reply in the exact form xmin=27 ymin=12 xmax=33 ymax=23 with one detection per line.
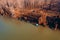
xmin=23 ymin=0 xmax=31 ymax=9
xmin=34 ymin=0 xmax=39 ymax=8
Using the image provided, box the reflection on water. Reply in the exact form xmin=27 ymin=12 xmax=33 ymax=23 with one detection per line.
xmin=0 ymin=16 xmax=60 ymax=40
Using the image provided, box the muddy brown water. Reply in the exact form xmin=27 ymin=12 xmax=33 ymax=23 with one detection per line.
xmin=0 ymin=16 xmax=60 ymax=40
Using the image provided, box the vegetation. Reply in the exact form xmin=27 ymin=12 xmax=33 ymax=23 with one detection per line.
xmin=0 ymin=0 xmax=60 ymax=30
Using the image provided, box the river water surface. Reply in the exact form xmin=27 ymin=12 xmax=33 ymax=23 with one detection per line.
xmin=0 ymin=16 xmax=60 ymax=40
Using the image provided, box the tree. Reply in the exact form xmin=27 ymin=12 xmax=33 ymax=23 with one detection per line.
xmin=23 ymin=0 xmax=31 ymax=9
xmin=34 ymin=0 xmax=39 ymax=8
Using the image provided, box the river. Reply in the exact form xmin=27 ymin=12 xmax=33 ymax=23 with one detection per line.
xmin=0 ymin=16 xmax=60 ymax=40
